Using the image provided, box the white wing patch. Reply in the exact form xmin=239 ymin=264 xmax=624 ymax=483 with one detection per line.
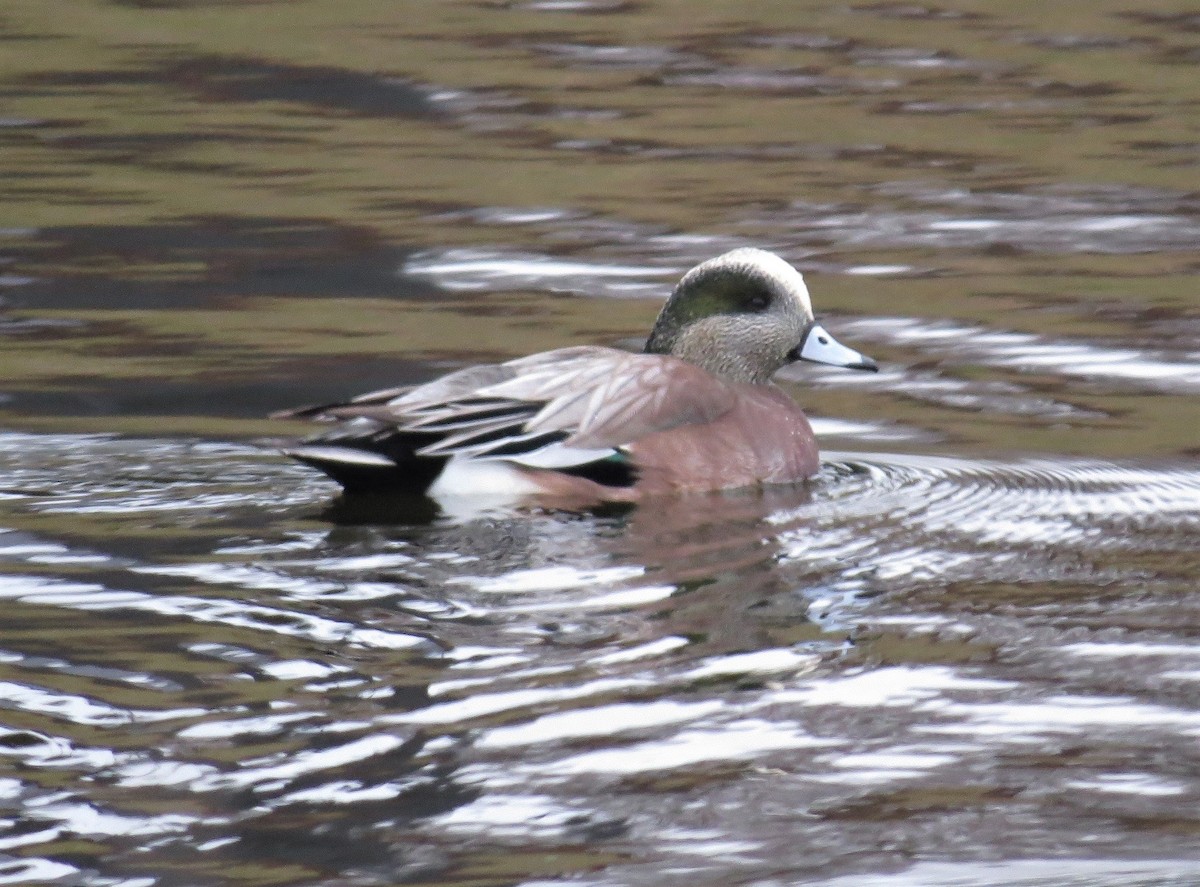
xmin=285 ymin=446 xmax=398 ymax=467
xmin=505 ymin=441 xmax=617 ymax=469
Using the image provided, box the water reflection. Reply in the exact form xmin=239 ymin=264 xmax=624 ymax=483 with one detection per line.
xmin=0 ymin=433 xmax=1197 ymax=883
xmin=3 ymin=0 xmax=1200 ymax=883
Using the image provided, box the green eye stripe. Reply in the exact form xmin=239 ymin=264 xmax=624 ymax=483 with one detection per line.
xmin=670 ymin=273 xmax=771 ymax=324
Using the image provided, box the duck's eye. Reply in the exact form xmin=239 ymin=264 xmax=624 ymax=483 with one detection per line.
xmin=744 ymin=291 xmax=771 ymax=312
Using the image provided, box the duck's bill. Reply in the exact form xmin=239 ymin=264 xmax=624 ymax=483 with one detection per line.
xmin=793 ymin=324 xmax=878 ymax=371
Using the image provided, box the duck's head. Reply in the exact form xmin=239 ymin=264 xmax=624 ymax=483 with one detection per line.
xmin=645 ymin=247 xmax=877 ymax=384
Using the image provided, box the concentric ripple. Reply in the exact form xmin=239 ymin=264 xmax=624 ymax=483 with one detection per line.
xmin=819 ymin=451 xmax=1200 ymax=543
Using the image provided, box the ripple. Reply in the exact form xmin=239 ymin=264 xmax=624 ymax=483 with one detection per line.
xmin=809 ymin=417 xmax=933 ymax=443
xmin=747 ymin=184 xmax=1200 ymax=254
xmin=452 ymin=564 xmax=647 ymax=594
xmin=779 ymin=665 xmax=1014 ymax=708
xmin=0 ymin=727 xmax=116 ymax=770
xmin=0 ymin=679 xmax=205 ymax=728
xmin=925 ymin=694 xmax=1200 ymax=741
xmin=764 ymin=450 xmax=1200 ymax=614
xmin=477 ymin=700 xmax=725 ymax=749
xmin=1065 ymin=773 xmax=1188 ymax=797
xmin=851 ymin=47 xmax=1000 ymax=71
xmin=529 ymin=41 xmax=703 ymax=70
xmin=1 ymin=432 xmax=1198 ymax=883
xmin=815 ymin=747 xmax=960 ymax=784
xmin=514 ymin=0 xmax=632 ymax=10
xmin=514 ymin=33 xmax=902 ymax=94
xmin=0 ymin=573 xmax=430 ymax=651
xmin=437 ymin=792 xmax=590 ymax=837
xmin=834 ymin=451 xmax=1200 ymax=526
xmin=192 ymin=732 xmax=413 ymax=793
xmin=850 ymin=3 xmax=985 ymax=21
xmin=0 ymin=858 xmax=79 ymax=884
xmin=9 ymin=0 xmax=1200 ymax=877
xmin=539 ymin=719 xmax=831 ymax=776
xmin=21 ymin=800 xmax=196 ymax=838
xmin=785 ymin=361 xmax=1097 ymax=422
xmin=663 ymin=68 xmax=900 ymax=95
xmin=816 ymin=859 xmax=1200 ymax=887
xmin=390 ymin=677 xmax=650 ymax=727
xmin=418 ymin=82 xmax=623 ymax=133
xmin=34 ymin=55 xmax=441 ymax=119
xmin=403 ymin=248 xmax=670 ymax=297
xmin=1062 ymin=642 xmax=1200 ymax=660
xmin=840 ymin=316 xmax=1200 ymax=394
xmin=1014 ymin=32 xmax=1149 ymax=51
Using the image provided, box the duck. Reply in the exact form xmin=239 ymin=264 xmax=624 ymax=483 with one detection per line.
xmin=276 ymin=247 xmax=876 ymax=501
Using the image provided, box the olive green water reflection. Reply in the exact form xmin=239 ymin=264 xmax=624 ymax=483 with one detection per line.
xmin=1 ymin=2 xmax=1199 ymax=886
xmin=3 ymin=0 xmax=1199 ymax=457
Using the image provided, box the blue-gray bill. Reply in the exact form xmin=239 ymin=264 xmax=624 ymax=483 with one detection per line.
xmin=793 ymin=323 xmax=878 ymax=372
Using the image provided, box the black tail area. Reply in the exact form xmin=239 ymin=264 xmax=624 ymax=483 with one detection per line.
xmin=284 ymin=422 xmax=446 ymax=494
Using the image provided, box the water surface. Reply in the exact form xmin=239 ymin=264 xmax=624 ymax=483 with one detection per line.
xmin=1 ymin=1 xmax=1198 ymax=885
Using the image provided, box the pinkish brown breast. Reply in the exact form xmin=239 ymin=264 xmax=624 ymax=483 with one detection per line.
xmin=625 ymin=383 xmax=819 ymax=495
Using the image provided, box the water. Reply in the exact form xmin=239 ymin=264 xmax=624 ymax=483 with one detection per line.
xmin=2 ymin=1 xmax=1199 ymax=885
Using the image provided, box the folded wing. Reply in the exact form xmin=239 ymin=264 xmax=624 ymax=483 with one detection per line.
xmin=279 ymin=346 xmax=737 ymax=492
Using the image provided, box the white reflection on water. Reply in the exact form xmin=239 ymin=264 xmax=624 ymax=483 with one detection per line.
xmin=389 ymin=678 xmax=650 ymax=726
xmin=177 ymin=711 xmax=320 ymax=740
xmin=841 ymin=316 xmax=1200 ymax=393
xmin=808 ymin=417 xmax=931 ymax=442
xmin=0 ymin=574 xmax=429 ymax=651
xmin=593 ymin=636 xmax=689 ymax=664
xmin=0 ymin=432 xmax=1197 ymax=884
xmin=450 ymin=564 xmax=647 ymax=594
xmin=538 ymin=720 xmax=832 ymax=776
xmin=923 ymin=695 xmax=1200 ymax=740
xmin=404 ymin=249 xmax=669 ymax=296
xmin=115 ymin=760 xmax=219 ymax=788
xmin=22 ymin=801 xmax=196 ymax=838
xmin=777 ymin=665 xmax=1015 ymax=709
xmin=762 ymin=184 xmax=1200 ymax=254
xmin=437 ymin=792 xmax=589 ymax=836
xmin=0 ymin=680 xmax=205 ymax=727
xmin=1065 ymin=773 xmax=1187 ymax=797
xmin=0 ymin=857 xmax=79 ymax=884
xmin=683 ymin=648 xmax=818 ymax=681
xmin=0 ymin=726 xmax=116 ymax=770
xmin=476 ymin=700 xmax=725 ymax=749
xmin=1062 ymin=642 xmax=1200 ymax=659
xmin=191 ymin=733 xmax=409 ymax=793
xmin=812 ymin=858 xmax=1200 ymax=887
xmin=815 ymin=748 xmax=961 ymax=784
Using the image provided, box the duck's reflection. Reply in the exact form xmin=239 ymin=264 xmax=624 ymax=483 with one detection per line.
xmin=315 ymin=479 xmax=830 ymax=666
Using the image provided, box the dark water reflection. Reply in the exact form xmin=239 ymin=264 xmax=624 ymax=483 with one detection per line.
xmin=2 ymin=0 xmax=1200 ymax=884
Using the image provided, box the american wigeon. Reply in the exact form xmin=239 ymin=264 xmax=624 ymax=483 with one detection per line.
xmin=277 ymin=248 xmax=876 ymax=500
